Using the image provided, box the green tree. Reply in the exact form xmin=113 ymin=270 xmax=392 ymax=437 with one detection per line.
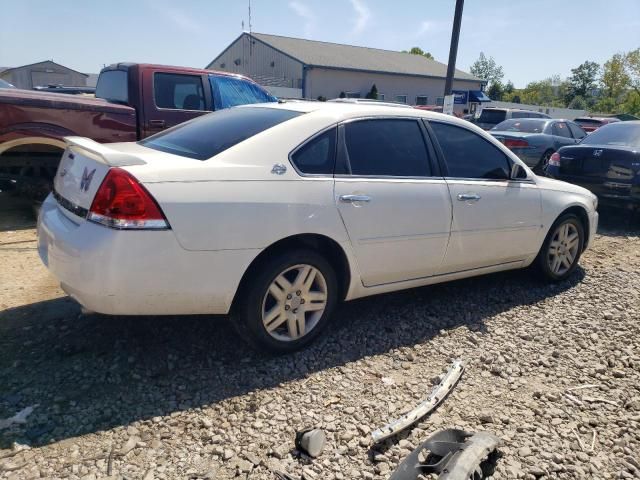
xmin=469 ymin=52 xmax=504 ymax=88
xmin=568 ymin=95 xmax=587 ymax=110
xmin=402 ymin=47 xmax=434 ymax=60
xmin=567 ymin=61 xmax=600 ymax=102
xmin=504 ymin=80 xmax=515 ymax=95
xmin=626 ymin=48 xmax=640 ymax=95
xmin=365 ymin=84 xmax=378 ymax=99
xmin=487 ymin=81 xmax=504 ymax=100
xmin=601 ymin=53 xmax=630 ymax=101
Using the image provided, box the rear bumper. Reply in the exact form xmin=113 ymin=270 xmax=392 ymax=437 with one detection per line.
xmin=37 ymin=194 xmax=259 ymax=315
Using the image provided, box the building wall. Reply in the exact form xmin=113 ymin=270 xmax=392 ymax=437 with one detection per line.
xmin=207 ymin=34 xmax=304 ymax=90
xmin=305 ymin=67 xmax=483 ymax=109
xmin=488 ymin=100 xmax=587 ymax=120
xmin=0 ymin=61 xmax=87 ymax=89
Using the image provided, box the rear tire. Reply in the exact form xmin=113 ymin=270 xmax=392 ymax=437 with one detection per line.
xmin=534 ymin=149 xmax=554 ymax=174
xmin=231 ymin=249 xmax=338 ymax=353
xmin=535 ymin=213 xmax=584 ymax=281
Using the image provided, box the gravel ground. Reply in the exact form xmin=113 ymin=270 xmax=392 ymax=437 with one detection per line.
xmin=0 ymin=196 xmax=639 ymax=480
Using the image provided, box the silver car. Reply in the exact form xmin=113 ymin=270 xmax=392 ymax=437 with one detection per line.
xmin=490 ymin=118 xmax=587 ymax=172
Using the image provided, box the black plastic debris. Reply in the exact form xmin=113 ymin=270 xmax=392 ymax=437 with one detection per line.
xmin=389 ymin=429 xmax=501 ymax=480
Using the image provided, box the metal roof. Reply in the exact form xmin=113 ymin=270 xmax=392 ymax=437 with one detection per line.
xmin=244 ymin=33 xmax=482 ymax=82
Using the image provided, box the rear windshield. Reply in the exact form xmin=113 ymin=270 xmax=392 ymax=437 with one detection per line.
xmin=477 ymin=109 xmax=506 ymax=124
xmin=95 ymin=70 xmax=128 ymax=104
xmin=580 ymin=123 xmax=640 ymax=147
xmin=492 ymin=119 xmax=548 ymax=133
xmin=574 ymin=118 xmax=602 ymax=126
xmin=140 ymin=107 xmax=302 ymax=160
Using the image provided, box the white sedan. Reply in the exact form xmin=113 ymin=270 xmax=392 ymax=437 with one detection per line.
xmin=37 ymin=101 xmax=598 ymax=352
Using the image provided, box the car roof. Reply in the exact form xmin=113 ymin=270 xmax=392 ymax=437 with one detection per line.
xmin=240 ymin=100 xmax=475 ymax=126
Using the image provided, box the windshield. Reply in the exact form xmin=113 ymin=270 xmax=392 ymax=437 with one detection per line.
xmin=477 ymin=109 xmax=506 ymax=124
xmin=140 ymin=106 xmax=301 ymax=159
xmin=580 ymin=123 xmax=640 ymax=147
xmin=492 ymin=119 xmax=549 ymax=133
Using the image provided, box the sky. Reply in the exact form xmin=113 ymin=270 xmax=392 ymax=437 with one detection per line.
xmin=1 ymin=0 xmax=639 ymax=87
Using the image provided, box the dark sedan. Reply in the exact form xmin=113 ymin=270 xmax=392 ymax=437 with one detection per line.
xmin=546 ymin=121 xmax=640 ymax=210
xmin=490 ymin=118 xmax=586 ymax=171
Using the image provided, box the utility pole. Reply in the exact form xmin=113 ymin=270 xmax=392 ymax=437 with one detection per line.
xmin=444 ymin=0 xmax=464 ymax=96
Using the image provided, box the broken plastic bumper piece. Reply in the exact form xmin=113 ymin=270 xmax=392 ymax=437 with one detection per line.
xmin=371 ymin=360 xmax=464 ymax=443
xmin=389 ymin=429 xmax=501 ymax=480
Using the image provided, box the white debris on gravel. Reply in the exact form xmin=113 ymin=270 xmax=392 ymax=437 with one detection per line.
xmin=0 ymin=216 xmax=639 ymax=479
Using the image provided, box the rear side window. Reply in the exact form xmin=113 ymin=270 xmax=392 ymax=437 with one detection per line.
xmin=140 ymin=107 xmax=301 ymax=160
xmin=553 ymin=122 xmax=572 ymax=138
xmin=343 ymin=119 xmax=431 ymax=177
xmin=210 ymin=75 xmax=276 ymax=109
xmin=568 ymin=122 xmax=586 ymax=140
xmin=154 ymin=73 xmax=205 ymax=110
xmin=430 ymin=122 xmax=510 ymax=180
xmin=95 ymin=70 xmax=128 ymax=104
xmin=291 ymin=129 xmax=336 ymax=175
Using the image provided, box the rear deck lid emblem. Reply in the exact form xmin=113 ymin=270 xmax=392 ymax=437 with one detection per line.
xmin=80 ymin=167 xmax=96 ymax=192
xmin=271 ymin=163 xmax=287 ymax=175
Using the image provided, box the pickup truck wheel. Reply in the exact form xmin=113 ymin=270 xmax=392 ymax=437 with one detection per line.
xmin=232 ymin=249 xmax=337 ymax=353
xmin=535 ymin=213 xmax=584 ymax=282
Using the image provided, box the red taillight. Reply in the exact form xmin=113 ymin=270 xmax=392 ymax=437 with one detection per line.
xmin=88 ymin=168 xmax=169 ymax=230
xmin=548 ymin=152 xmax=561 ymax=167
xmin=503 ymin=138 xmax=530 ymax=148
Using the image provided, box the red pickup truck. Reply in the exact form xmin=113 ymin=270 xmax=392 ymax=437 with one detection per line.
xmin=0 ymin=63 xmax=276 ymax=199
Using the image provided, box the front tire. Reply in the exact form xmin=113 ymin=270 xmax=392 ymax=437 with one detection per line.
xmin=535 ymin=213 xmax=584 ymax=281
xmin=231 ymin=249 xmax=338 ymax=353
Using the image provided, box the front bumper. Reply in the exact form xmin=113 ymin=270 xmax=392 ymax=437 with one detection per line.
xmin=37 ymin=194 xmax=259 ymax=315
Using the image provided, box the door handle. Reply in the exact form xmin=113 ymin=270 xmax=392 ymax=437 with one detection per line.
xmin=149 ymin=119 xmax=166 ymax=128
xmin=339 ymin=194 xmax=371 ymax=203
xmin=457 ymin=193 xmax=481 ymax=202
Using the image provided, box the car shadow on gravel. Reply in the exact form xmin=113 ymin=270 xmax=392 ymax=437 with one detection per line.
xmin=0 ymin=265 xmax=586 ymax=449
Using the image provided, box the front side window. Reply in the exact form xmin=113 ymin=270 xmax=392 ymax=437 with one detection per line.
xmin=154 ymin=73 xmax=205 ymax=110
xmin=430 ymin=122 xmax=510 ymax=180
xmin=210 ymin=75 xmax=276 ymax=109
xmin=291 ymin=128 xmax=336 ymax=175
xmin=553 ymin=122 xmax=572 ymax=138
xmin=343 ymin=119 xmax=431 ymax=177
xmin=140 ymin=107 xmax=301 ymax=160
xmin=511 ymin=111 xmax=529 ymax=119
xmin=477 ymin=109 xmax=506 ymax=124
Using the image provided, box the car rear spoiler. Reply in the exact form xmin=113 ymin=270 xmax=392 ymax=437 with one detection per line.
xmin=63 ymin=136 xmax=147 ymax=167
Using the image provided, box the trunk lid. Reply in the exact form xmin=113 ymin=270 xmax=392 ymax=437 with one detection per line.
xmin=53 ymin=137 xmax=147 ymax=216
xmin=557 ymin=144 xmax=640 ymax=199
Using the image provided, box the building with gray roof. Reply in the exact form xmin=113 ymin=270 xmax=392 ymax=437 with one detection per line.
xmin=207 ymin=32 xmax=486 ymax=110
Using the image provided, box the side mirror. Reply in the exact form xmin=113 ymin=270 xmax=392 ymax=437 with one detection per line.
xmin=510 ymin=163 xmax=528 ymax=180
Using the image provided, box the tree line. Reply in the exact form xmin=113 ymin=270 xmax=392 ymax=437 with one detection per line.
xmin=469 ymin=50 xmax=640 ymax=115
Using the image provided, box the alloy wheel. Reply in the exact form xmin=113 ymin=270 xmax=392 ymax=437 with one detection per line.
xmin=261 ymin=264 xmax=328 ymax=341
xmin=547 ymin=222 xmax=580 ymax=276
